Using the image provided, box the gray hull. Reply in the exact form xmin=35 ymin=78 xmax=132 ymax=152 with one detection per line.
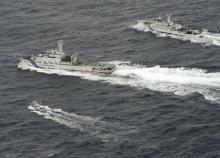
xmin=18 ymin=57 xmax=115 ymax=74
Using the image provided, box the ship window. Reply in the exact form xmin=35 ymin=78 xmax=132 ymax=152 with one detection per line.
xmin=186 ymin=31 xmax=192 ymax=34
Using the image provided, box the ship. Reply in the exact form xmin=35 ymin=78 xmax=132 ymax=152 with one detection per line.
xmin=16 ymin=40 xmax=116 ymax=74
xmin=134 ymin=15 xmax=210 ymax=39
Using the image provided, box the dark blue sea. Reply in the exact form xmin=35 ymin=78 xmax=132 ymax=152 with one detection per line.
xmin=1 ymin=0 xmax=220 ymax=157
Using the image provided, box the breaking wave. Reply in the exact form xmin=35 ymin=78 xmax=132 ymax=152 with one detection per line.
xmin=28 ymin=101 xmax=136 ymax=142
xmin=19 ymin=60 xmax=220 ymax=103
xmin=131 ymin=21 xmax=220 ymax=46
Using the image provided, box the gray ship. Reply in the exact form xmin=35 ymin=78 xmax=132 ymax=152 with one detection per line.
xmin=16 ymin=40 xmax=115 ymax=74
xmin=135 ymin=15 xmax=208 ymax=38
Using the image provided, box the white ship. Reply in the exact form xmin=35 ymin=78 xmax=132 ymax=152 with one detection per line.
xmin=16 ymin=40 xmax=115 ymax=74
xmin=133 ymin=15 xmax=216 ymax=41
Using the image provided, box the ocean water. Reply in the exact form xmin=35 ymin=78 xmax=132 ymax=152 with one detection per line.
xmin=1 ymin=0 xmax=220 ymax=157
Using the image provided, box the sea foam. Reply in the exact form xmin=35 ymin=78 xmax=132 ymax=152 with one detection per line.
xmin=19 ymin=61 xmax=220 ymax=103
xmin=28 ymin=101 xmax=136 ymax=141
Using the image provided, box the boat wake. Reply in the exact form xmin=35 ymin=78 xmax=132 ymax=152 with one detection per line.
xmin=131 ymin=22 xmax=220 ymax=46
xmin=19 ymin=60 xmax=220 ymax=103
xmin=28 ymin=101 xmax=136 ymax=142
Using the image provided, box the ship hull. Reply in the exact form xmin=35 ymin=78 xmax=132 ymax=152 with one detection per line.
xmin=18 ymin=58 xmax=115 ymax=74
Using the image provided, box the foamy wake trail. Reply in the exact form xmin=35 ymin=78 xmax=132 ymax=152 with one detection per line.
xmin=19 ymin=60 xmax=220 ymax=103
xmin=28 ymin=101 xmax=136 ymax=141
xmin=130 ymin=22 xmax=220 ymax=46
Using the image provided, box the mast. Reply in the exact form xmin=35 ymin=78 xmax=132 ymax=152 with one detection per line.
xmin=57 ymin=40 xmax=65 ymax=55
xmin=167 ymin=14 xmax=171 ymax=24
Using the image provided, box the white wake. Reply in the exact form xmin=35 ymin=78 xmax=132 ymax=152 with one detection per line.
xmin=19 ymin=60 xmax=220 ymax=103
xmin=28 ymin=101 xmax=136 ymax=141
xmin=131 ymin=22 xmax=220 ymax=46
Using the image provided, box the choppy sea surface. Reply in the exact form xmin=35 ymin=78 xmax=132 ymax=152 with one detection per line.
xmin=1 ymin=0 xmax=220 ymax=157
